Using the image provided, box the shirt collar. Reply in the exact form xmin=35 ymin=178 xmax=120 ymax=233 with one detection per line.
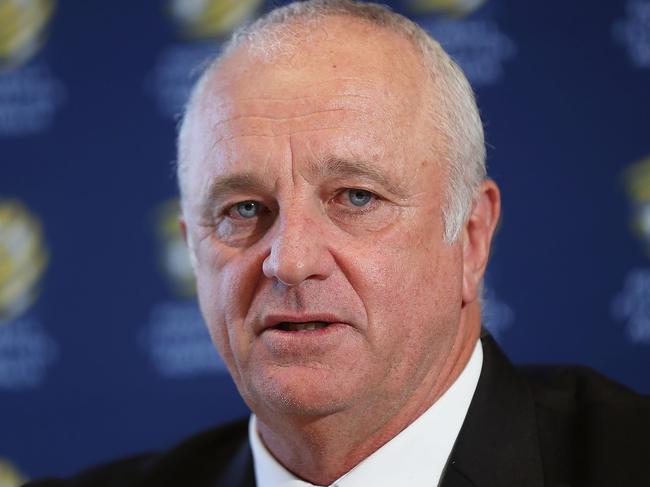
xmin=249 ymin=339 xmax=483 ymax=487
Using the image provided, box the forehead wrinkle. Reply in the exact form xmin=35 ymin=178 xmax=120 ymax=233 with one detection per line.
xmin=210 ymin=107 xmax=366 ymax=134
xmin=210 ymin=125 xmax=361 ymax=148
xmin=205 ymin=101 xmax=373 ymax=150
xmin=194 ymin=73 xmax=387 ymax=128
xmin=236 ymin=91 xmax=371 ymax=102
xmin=207 ymin=66 xmax=375 ymax=95
xmin=198 ymin=79 xmax=375 ymax=119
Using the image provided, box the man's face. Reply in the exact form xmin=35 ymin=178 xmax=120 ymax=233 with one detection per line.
xmin=182 ymin=19 xmax=469 ymax=421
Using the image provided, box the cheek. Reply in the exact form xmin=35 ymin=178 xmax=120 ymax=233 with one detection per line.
xmin=348 ymin=224 xmax=462 ymax=347
xmin=194 ymin=243 xmax=265 ymax=371
xmin=359 ymin=246 xmax=463 ymax=397
xmin=194 ymin=264 xmax=232 ymax=369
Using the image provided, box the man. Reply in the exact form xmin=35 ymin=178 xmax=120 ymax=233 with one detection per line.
xmin=27 ymin=1 xmax=649 ymax=486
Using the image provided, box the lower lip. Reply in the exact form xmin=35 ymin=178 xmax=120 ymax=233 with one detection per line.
xmin=260 ymin=322 xmax=349 ymax=352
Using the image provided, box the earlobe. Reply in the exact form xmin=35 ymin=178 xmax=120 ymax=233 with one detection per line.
xmin=461 ymin=180 xmax=501 ymax=304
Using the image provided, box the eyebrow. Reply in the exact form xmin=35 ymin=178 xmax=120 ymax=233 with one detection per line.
xmin=311 ymin=156 xmax=408 ymax=198
xmin=207 ymin=173 xmax=269 ymax=201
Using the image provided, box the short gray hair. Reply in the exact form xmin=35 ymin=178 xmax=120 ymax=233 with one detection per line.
xmin=177 ymin=0 xmax=486 ymax=242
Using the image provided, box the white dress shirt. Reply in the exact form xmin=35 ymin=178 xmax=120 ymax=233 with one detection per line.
xmin=249 ymin=339 xmax=483 ymax=487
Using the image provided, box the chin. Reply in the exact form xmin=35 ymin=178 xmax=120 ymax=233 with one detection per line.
xmin=245 ymin=364 xmax=354 ymax=417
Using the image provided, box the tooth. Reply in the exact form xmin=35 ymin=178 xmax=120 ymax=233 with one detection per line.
xmin=278 ymin=321 xmax=329 ymax=331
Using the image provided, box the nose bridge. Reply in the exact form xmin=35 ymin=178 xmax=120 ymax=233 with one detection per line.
xmin=262 ymin=199 xmax=334 ymax=286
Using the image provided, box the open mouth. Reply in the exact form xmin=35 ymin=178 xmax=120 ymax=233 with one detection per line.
xmin=275 ymin=321 xmax=331 ymax=332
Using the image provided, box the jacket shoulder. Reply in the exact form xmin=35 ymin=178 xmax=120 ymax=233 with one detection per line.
xmin=521 ymin=364 xmax=650 ymax=421
xmin=139 ymin=416 xmax=252 ymax=486
xmin=23 ymin=418 xmax=251 ymax=487
xmin=23 ymin=454 xmax=155 ymax=487
xmin=520 ymin=365 xmax=650 ymax=484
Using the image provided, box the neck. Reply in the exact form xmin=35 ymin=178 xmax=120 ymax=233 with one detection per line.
xmin=255 ymin=306 xmax=482 ymax=485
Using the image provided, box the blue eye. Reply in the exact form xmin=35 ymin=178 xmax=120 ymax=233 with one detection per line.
xmin=348 ymin=189 xmax=373 ymax=207
xmin=236 ymin=201 xmax=259 ymax=218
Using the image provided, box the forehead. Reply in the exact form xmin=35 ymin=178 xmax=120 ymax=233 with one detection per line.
xmin=220 ymin=16 xmax=428 ymax=96
xmin=205 ymin=17 xmax=431 ymax=123
xmin=184 ymin=17 xmax=443 ymax=186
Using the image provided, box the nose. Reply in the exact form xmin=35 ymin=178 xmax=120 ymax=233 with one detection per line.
xmin=262 ymin=210 xmax=335 ymax=286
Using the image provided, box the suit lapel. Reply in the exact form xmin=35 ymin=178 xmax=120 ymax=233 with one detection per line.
xmin=440 ymin=334 xmax=545 ymax=487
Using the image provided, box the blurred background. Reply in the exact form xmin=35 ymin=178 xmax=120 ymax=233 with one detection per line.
xmin=1 ymin=0 xmax=649 ymax=484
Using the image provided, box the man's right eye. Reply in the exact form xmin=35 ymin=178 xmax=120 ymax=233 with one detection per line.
xmin=231 ymin=200 xmax=260 ymax=219
xmin=213 ymin=200 xmax=272 ymax=245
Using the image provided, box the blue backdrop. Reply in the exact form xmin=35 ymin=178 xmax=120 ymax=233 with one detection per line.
xmin=1 ymin=0 xmax=649 ymax=484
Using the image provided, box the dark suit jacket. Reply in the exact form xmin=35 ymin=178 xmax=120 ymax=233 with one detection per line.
xmin=26 ymin=335 xmax=650 ymax=486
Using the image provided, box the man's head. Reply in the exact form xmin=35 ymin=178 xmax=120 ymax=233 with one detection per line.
xmin=177 ymin=0 xmax=500 ymax=431
xmin=178 ymin=0 xmax=487 ymax=243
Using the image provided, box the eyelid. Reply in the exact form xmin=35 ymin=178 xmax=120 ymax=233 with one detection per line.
xmin=338 ymin=187 xmax=379 ymax=200
xmin=331 ymin=188 xmax=379 ymax=211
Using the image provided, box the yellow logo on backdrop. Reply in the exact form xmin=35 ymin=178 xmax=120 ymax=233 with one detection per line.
xmin=623 ymin=156 xmax=650 ymax=254
xmin=154 ymin=198 xmax=196 ymax=297
xmin=168 ymin=0 xmax=263 ymax=39
xmin=0 ymin=458 xmax=27 ymax=487
xmin=0 ymin=0 xmax=55 ymax=70
xmin=0 ymin=200 xmax=48 ymax=323
xmin=407 ymin=0 xmax=486 ymax=17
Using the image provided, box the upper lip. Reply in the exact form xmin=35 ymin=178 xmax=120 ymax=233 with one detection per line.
xmin=259 ymin=313 xmax=348 ymax=333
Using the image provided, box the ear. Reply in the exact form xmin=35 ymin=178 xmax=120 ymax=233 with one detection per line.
xmin=179 ymin=215 xmax=188 ymax=244
xmin=461 ymin=179 xmax=501 ymax=305
xmin=179 ymin=215 xmax=198 ymax=272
